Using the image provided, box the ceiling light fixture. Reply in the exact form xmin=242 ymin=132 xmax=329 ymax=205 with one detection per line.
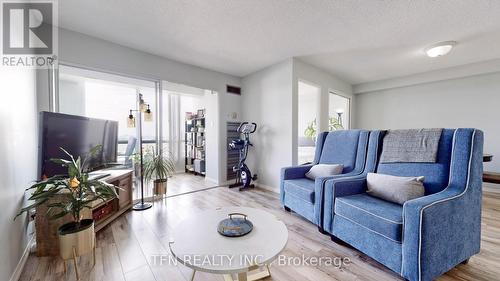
xmin=425 ymin=41 xmax=457 ymax=58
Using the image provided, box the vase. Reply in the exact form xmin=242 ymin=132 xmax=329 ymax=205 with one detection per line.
xmin=58 ymin=219 xmax=95 ymax=280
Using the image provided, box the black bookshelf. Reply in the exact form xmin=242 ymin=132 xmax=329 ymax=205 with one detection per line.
xmin=185 ymin=112 xmax=206 ymax=176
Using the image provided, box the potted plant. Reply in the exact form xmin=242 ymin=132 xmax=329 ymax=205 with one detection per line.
xmin=16 ymin=145 xmax=118 ymax=279
xmin=304 ymin=117 xmax=344 ymax=140
xmin=143 ymin=151 xmax=176 ymax=196
xmin=304 ymin=118 xmax=318 ymax=140
xmin=129 ymin=152 xmax=142 ymax=177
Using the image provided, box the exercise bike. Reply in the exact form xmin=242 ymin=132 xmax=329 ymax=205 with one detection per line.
xmin=229 ymin=122 xmax=258 ymax=191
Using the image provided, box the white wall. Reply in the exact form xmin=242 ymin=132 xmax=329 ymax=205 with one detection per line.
xmin=202 ymin=90 xmax=220 ymax=183
xmin=241 ymin=58 xmax=353 ymax=191
xmin=241 ymin=59 xmax=294 ymax=190
xmin=38 ymin=28 xmax=243 ymax=183
xmin=0 ymin=68 xmax=37 ymax=281
xmin=355 ymin=71 xmax=500 ymax=172
xmin=292 ymin=59 xmax=354 ymax=164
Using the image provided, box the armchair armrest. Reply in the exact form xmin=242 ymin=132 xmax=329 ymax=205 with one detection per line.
xmin=280 ymin=164 xmax=314 ymax=180
xmin=321 ymin=175 xmax=368 ymax=231
xmin=402 ymin=185 xmax=481 ymax=281
xmin=280 ymin=164 xmax=314 ymax=204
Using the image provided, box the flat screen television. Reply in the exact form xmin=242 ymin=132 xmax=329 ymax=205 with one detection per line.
xmin=39 ymin=111 xmax=118 ymax=178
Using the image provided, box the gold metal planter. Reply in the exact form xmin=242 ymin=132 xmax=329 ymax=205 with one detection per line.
xmin=153 ymin=179 xmax=167 ymax=195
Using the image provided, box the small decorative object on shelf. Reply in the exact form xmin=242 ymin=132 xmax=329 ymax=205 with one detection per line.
xmin=16 ymin=145 xmax=118 ymax=280
xmin=185 ymin=109 xmax=206 ymax=176
xmin=197 ymin=108 xmax=205 ymax=118
xmin=217 ymin=213 xmax=254 ymax=237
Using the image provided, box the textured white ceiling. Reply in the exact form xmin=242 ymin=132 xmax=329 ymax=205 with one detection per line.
xmin=59 ymin=0 xmax=500 ymax=84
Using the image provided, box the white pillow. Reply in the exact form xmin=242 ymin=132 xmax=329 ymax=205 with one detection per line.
xmin=367 ymin=173 xmax=425 ymax=205
xmin=305 ymin=164 xmax=343 ymax=180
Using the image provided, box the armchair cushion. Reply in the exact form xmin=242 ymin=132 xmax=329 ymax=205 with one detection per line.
xmin=283 ymin=178 xmax=315 ymax=203
xmin=335 ymin=194 xmax=403 ymax=242
xmin=367 ymin=173 xmax=425 ymax=205
xmin=305 ymin=164 xmax=343 ymax=180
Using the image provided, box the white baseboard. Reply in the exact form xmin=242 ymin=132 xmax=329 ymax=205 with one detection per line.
xmin=204 ymin=177 xmax=218 ymax=185
xmin=9 ymin=235 xmax=34 ymax=281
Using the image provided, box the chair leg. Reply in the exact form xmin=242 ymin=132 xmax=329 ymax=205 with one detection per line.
xmin=284 ymin=206 xmax=291 ymax=212
xmin=318 ymin=226 xmax=328 ymax=235
xmin=63 ymin=260 xmax=67 ymax=274
xmin=331 ymin=235 xmax=352 ymax=248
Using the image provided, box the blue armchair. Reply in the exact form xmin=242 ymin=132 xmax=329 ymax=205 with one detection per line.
xmin=280 ymin=130 xmax=370 ymax=227
xmin=322 ymin=128 xmax=484 ymax=281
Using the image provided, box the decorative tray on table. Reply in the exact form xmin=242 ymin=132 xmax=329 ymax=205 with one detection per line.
xmin=217 ymin=213 xmax=253 ymax=237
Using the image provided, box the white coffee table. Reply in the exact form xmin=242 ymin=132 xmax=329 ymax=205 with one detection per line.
xmin=169 ymin=207 xmax=288 ymax=281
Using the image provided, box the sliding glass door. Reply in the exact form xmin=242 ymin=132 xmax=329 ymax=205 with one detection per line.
xmin=55 ymin=65 xmax=215 ymax=197
xmin=57 ymin=65 xmax=159 ymax=199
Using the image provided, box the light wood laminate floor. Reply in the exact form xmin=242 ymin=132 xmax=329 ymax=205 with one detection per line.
xmin=20 ymin=176 xmax=500 ymax=281
xmin=132 ymin=173 xmax=218 ymax=200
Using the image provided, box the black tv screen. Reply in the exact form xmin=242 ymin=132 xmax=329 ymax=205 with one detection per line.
xmin=40 ymin=111 xmax=118 ymax=178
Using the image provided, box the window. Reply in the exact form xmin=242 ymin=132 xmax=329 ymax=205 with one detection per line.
xmin=329 ymin=92 xmax=350 ymax=129
xmin=58 ymin=66 xmax=158 ymax=157
xmin=297 ymin=81 xmax=320 ymax=164
xmin=58 ymin=65 xmax=158 ymax=200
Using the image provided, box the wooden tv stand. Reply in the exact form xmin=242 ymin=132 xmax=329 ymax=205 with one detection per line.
xmin=35 ymin=169 xmax=133 ymax=256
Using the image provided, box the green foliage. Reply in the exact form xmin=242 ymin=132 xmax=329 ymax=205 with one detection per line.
xmin=143 ymin=151 xmax=176 ymax=182
xmin=304 ymin=116 xmax=344 ymax=139
xmin=304 ymin=119 xmax=318 ymax=139
xmin=328 ymin=116 xmax=344 ymax=131
xmin=15 ymin=145 xmax=118 ymax=230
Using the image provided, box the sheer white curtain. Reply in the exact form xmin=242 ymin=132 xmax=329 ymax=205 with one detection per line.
xmin=162 ymin=88 xmax=205 ymax=173
xmin=165 ymin=93 xmax=184 ymax=172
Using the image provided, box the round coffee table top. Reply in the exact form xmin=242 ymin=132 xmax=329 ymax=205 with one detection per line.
xmin=169 ymin=207 xmax=288 ymax=274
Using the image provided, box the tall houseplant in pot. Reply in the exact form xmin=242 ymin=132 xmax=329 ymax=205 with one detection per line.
xmin=143 ymin=151 xmax=176 ymax=197
xmin=16 ymin=146 xmax=118 ymax=279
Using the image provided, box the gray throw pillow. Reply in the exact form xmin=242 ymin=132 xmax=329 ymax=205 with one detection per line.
xmin=305 ymin=164 xmax=343 ymax=180
xmin=367 ymin=173 xmax=425 ymax=205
